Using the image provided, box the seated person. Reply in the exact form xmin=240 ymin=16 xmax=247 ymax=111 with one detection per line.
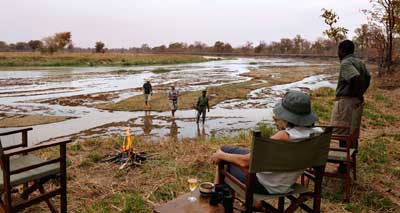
xmin=211 ymin=90 xmax=323 ymax=194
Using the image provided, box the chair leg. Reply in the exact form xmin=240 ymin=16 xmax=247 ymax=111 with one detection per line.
xmin=38 ymin=184 xmax=57 ymax=213
xmin=344 ymin=164 xmax=351 ymax=202
xmin=278 ymin=197 xmax=284 ymax=212
xmin=285 ymin=194 xmax=308 ymax=213
xmin=353 ymin=156 xmax=357 ymax=181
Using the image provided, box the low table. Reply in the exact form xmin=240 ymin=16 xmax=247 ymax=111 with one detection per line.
xmin=154 ymin=189 xmax=225 ymax=213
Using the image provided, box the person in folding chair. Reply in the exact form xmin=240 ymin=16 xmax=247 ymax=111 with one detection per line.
xmin=211 ymin=90 xmax=323 ymax=205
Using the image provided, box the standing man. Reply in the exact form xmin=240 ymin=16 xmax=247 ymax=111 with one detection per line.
xmin=196 ymin=89 xmax=210 ymax=125
xmin=143 ymin=80 xmax=152 ymax=108
xmin=168 ymin=85 xmax=180 ymax=118
xmin=331 ymin=40 xmax=371 ymax=160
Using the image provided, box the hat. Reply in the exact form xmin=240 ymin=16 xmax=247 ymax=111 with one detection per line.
xmin=273 ymin=90 xmax=318 ymax=126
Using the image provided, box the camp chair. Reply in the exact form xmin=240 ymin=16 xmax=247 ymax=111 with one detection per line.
xmin=218 ymin=128 xmax=332 ymax=213
xmin=0 ymin=128 xmax=71 ymax=212
xmin=323 ymin=102 xmax=363 ymax=202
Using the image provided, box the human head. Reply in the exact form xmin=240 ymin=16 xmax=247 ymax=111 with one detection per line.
xmin=273 ymin=90 xmax=318 ymax=127
xmin=202 ymin=89 xmax=207 ymax=96
xmin=338 ymin=40 xmax=355 ymax=60
xmin=171 ymin=85 xmax=175 ymax=90
xmin=147 ymin=80 xmax=150 ymax=84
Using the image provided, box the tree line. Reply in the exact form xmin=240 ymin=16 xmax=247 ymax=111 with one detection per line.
xmin=0 ymin=0 xmax=398 ymax=75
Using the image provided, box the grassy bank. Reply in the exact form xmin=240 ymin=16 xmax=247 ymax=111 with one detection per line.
xmin=98 ymin=80 xmax=270 ymax=112
xmin=0 ymin=52 xmax=209 ymax=67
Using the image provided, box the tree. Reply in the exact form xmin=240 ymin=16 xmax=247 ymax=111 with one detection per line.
xmin=0 ymin=41 xmax=7 ymax=51
xmin=241 ymin=41 xmax=253 ymax=53
xmin=254 ymin=41 xmax=267 ymax=53
xmin=363 ymin=0 xmax=400 ymax=74
xmin=321 ymin=8 xmax=349 ymax=43
xmin=354 ymin=24 xmax=371 ymax=51
xmin=280 ymin=38 xmax=293 ymax=53
xmin=94 ymin=42 xmax=105 ymax=53
xmin=293 ymin=35 xmax=306 ymax=54
xmin=28 ymin=40 xmax=43 ymax=51
xmin=213 ymin=41 xmax=225 ymax=52
xmin=41 ymin=32 xmax=72 ymax=54
xmin=15 ymin=42 xmax=29 ymax=51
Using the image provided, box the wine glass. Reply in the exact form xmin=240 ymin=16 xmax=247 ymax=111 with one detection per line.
xmin=187 ymin=177 xmax=198 ymax=202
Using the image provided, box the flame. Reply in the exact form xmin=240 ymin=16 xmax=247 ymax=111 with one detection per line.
xmin=122 ymin=128 xmax=135 ymax=152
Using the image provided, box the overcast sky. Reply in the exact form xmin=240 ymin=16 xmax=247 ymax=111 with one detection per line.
xmin=0 ymin=0 xmax=372 ymax=48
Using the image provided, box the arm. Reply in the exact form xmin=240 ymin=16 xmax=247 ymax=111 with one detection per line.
xmin=207 ymin=97 xmax=210 ymax=111
xmin=150 ymin=84 xmax=153 ymax=94
xmin=211 ymin=149 xmax=250 ymax=168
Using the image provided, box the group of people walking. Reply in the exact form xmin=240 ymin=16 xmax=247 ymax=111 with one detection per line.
xmin=143 ymin=82 xmax=210 ymax=124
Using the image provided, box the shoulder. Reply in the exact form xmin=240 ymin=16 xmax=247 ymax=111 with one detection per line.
xmin=270 ymin=130 xmax=289 ymax=141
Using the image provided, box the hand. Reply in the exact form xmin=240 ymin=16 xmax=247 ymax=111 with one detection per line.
xmin=211 ymin=149 xmax=223 ymax=164
xmin=208 ymin=109 xmax=210 ymax=112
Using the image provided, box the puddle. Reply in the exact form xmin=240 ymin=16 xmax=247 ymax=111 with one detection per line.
xmin=0 ymin=58 xmax=336 ymax=144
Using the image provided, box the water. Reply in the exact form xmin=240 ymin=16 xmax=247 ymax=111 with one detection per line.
xmin=0 ymin=58 xmax=336 ymax=144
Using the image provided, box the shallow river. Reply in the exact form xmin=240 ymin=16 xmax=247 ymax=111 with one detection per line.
xmin=0 ymin=58 xmax=336 ymax=145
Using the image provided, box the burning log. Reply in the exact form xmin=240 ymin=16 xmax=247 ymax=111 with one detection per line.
xmin=103 ymin=128 xmax=147 ymax=169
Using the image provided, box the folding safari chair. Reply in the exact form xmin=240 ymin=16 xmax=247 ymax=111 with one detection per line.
xmin=324 ymin=102 xmax=363 ymax=202
xmin=0 ymin=128 xmax=71 ymax=212
xmin=218 ymin=128 xmax=332 ymax=213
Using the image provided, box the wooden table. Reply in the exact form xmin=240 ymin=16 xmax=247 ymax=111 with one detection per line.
xmin=154 ymin=189 xmax=225 ymax=213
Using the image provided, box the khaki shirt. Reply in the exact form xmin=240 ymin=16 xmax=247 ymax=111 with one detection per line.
xmin=336 ymin=54 xmax=370 ymax=98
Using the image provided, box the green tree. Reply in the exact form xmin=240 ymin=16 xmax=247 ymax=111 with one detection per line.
xmin=254 ymin=41 xmax=267 ymax=53
xmin=321 ymin=8 xmax=349 ymax=43
xmin=95 ymin=42 xmax=105 ymax=53
xmin=41 ymin=32 xmax=72 ymax=54
xmin=28 ymin=40 xmax=43 ymax=51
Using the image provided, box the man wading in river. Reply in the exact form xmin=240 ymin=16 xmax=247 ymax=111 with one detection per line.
xmin=143 ymin=80 xmax=152 ymax=108
xmin=196 ymin=89 xmax=210 ymax=125
xmin=331 ymin=40 xmax=371 ymax=172
xmin=168 ymin=85 xmax=180 ymax=118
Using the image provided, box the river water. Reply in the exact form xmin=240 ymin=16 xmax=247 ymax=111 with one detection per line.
xmin=0 ymin=58 xmax=336 ymax=145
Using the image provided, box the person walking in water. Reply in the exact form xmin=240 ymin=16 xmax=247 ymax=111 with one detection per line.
xmin=168 ymin=85 xmax=180 ymax=118
xmin=196 ymin=89 xmax=210 ymax=125
xmin=143 ymin=80 xmax=152 ymax=108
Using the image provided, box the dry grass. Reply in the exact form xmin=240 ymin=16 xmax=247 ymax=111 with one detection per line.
xmin=0 ymin=114 xmax=72 ymax=128
xmin=0 ymin=52 xmax=209 ymax=67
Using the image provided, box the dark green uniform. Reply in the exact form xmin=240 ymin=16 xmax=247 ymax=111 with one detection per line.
xmin=196 ymin=96 xmax=209 ymax=124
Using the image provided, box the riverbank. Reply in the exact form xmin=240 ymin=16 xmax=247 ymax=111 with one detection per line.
xmin=23 ymin=78 xmax=400 ymax=212
xmin=0 ymin=52 xmax=209 ymax=67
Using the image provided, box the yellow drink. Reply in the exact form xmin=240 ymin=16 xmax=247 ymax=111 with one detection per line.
xmin=188 ymin=178 xmax=198 ymax=191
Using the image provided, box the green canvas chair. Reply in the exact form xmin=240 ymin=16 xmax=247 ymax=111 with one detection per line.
xmin=218 ymin=128 xmax=332 ymax=213
xmin=0 ymin=128 xmax=71 ymax=213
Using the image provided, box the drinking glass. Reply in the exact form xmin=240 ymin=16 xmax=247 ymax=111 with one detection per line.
xmin=187 ymin=177 xmax=198 ymax=202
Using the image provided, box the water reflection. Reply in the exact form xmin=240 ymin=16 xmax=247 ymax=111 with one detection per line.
xmin=169 ymin=120 xmax=178 ymax=141
xmin=142 ymin=111 xmax=153 ymax=135
xmin=196 ymin=125 xmax=206 ymax=141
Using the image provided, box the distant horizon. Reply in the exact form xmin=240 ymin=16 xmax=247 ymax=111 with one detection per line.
xmin=1 ymin=0 xmax=371 ymax=48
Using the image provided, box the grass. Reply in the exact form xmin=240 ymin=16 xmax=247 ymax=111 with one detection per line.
xmin=0 ymin=114 xmax=71 ymax=128
xmin=0 ymin=52 xmax=209 ymax=67
xmin=151 ymin=68 xmax=175 ymax=74
xmin=98 ymin=80 xmax=270 ymax=112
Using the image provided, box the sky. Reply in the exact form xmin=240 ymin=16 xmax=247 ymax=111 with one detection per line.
xmin=0 ymin=0 xmax=372 ymax=48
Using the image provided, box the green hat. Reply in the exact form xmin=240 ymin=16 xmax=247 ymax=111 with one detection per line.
xmin=273 ymin=90 xmax=318 ymax=126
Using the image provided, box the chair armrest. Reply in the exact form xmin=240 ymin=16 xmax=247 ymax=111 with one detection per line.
xmin=0 ymin=127 xmax=33 ymax=136
xmin=314 ymin=125 xmax=350 ymax=130
xmin=4 ymin=139 xmax=72 ymax=157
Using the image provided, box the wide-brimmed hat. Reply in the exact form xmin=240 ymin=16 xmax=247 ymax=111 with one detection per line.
xmin=273 ymin=90 xmax=318 ymax=126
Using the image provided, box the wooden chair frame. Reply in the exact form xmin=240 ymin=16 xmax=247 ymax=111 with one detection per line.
xmin=322 ymin=125 xmax=359 ymax=202
xmin=218 ymin=129 xmax=332 ymax=213
xmin=0 ymin=128 xmax=71 ymax=212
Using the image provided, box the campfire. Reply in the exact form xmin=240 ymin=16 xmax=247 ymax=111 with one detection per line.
xmin=103 ymin=128 xmax=147 ymax=169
